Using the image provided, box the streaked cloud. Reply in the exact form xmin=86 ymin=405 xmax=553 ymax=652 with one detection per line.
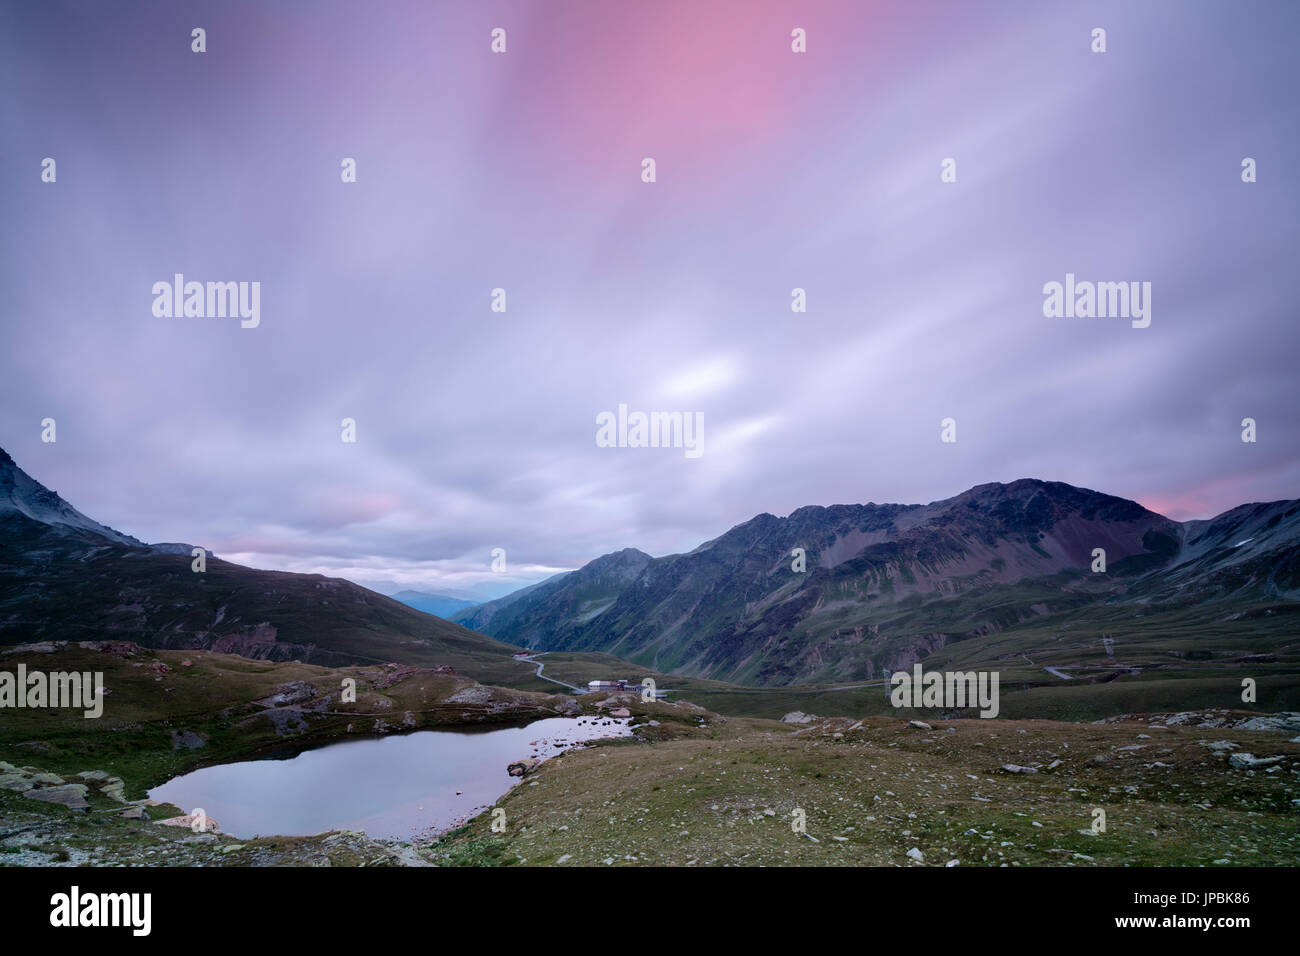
xmin=1 ymin=0 xmax=1296 ymax=595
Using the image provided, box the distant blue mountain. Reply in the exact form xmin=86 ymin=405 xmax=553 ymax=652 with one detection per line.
xmin=390 ymin=590 xmax=479 ymax=619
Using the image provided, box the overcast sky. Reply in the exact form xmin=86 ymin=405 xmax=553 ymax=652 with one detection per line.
xmin=2 ymin=0 xmax=1297 ymax=598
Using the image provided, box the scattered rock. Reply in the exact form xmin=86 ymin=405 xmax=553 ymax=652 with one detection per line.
xmin=156 ymin=812 xmax=220 ymax=833
xmin=4 ymin=641 xmax=61 ymax=654
xmin=14 ymin=741 xmax=55 ymax=753
xmin=254 ymin=681 xmax=316 ymax=708
xmin=170 ymin=730 xmax=207 ymax=751
xmin=1228 ymin=753 xmax=1285 ymax=770
xmin=22 ymin=784 xmax=90 ymax=809
xmin=447 ymin=685 xmax=495 ymax=705
xmin=907 ymin=721 xmax=933 ymax=731
xmin=100 ymin=780 xmax=127 ymax=803
xmin=0 ymin=773 xmax=31 ymax=791
xmin=1237 ymin=713 xmax=1300 ymax=733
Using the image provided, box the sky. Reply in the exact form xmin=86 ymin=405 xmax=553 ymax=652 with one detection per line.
xmin=2 ymin=0 xmax=1298 ymax=599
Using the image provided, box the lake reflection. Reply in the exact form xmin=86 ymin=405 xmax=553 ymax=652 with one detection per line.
xmin=148 ymin=716 xmax=630 ymax=840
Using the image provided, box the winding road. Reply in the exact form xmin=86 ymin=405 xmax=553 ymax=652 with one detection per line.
xmin=513 ymin=652 xmax=586 ymax=693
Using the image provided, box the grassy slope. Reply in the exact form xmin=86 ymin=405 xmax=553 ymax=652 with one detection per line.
xmin=505 ymin=650 xmax=1300 ymax=724
xmin=433 ymin=705 xmax=1300 ymax=867
xmin=484 ymin=589 xmax=1300 ymax=722
xmin=3 ymin=644 xmax=1298 ymax=867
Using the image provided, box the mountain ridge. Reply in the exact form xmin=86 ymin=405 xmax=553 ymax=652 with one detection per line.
xmin=0 ymin=447 xmax=520 ymax=673
xmin=454 ymin=478 xmax=1300 ymax=685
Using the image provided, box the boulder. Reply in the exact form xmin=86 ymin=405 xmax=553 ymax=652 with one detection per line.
xmin=907 ymin=720 xmax=933 ymax=731
xmin=14 ymin=741 xmax=55 ymax=753
xmin=170 ymin=730 xmax=207 ymax=751
xmin=0 ymin=773 xmax=32 ymax=792
xmin=22 ymin=785 xmax=90 ymax=809
xmin=1228 ymin=753 xmax=1286 ymax=770
xmin=1237 ymin=713 xmax=1300 ymax=733
xmin=100 ymin=780 xmax=127 ymax=803
xmin=155 ymin=812 xmax=220 ymax=833
xmin=253 ymin=681 xmax=317 ymax=708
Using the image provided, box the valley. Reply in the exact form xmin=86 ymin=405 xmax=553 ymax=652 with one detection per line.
xmin=2 ymin=445 xmax=1298 ymax=867
xmin=2 ymin=640 xmax=1295 ymax=867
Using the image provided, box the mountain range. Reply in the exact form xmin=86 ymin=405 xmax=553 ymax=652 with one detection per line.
xmin=389 ymin=590 xmax=479 ymax=619
xmin=4 ymin=443 xmax=1297 ymax=690
xmin=454 ymin=480 xmax=1300 ymax=685
xmin=0 ymin=446 xmax=518 ymax=672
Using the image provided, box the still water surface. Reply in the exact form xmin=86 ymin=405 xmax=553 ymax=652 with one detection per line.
xmin=148 ymin=716 xmax=630 ymax=839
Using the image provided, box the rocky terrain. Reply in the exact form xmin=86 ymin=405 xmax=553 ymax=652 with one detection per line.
xmin=0 ymin=778 xmax=437 ymax=868
xmin=3 ymin=641 xmax=1297 ymax=867
xmin=430 ymin=698 xmax=1300 ymax=867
